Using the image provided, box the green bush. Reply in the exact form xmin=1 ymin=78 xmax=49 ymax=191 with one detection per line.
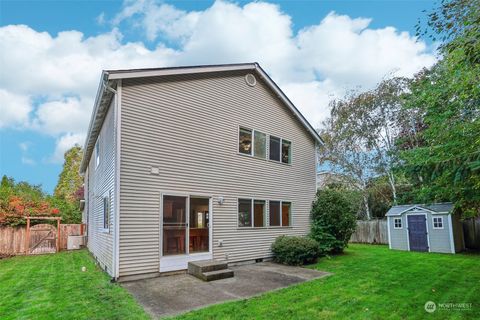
xmin=271 ymin=235 xmax=320 ymax=266
xmin=310 ymin=187 xmax=359 ymax=254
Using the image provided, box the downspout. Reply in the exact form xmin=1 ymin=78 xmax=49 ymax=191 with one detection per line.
xmin=103 ymin=76 xmax=121 ymax=280
xmin=114 ymin=80 xmax=122 ymax=281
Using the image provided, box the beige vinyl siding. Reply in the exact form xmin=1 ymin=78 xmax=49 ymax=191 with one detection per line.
xmin=119 ymin=71 xmax=316 ymax=277
xmin=86 ymin=98 xmax=116 ymax=276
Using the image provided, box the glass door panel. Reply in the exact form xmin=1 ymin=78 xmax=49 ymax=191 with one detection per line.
xmin=189 ymin=197 xmax=209 ymax=253
xmin=163 ymin=195 xmax=187 ymax=256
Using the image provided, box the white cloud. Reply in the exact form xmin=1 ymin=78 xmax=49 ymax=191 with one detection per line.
xmin=0 ymin=89 xmax=32 ymax=128
xmin=111 ymin=1 xmax=436 ymax=125
xmin=49 ymin=133 xmax=86 ymax=163
xmin=0 ymin=0 xmax=437 ymax=162
xmin=32 ymin=97 xmax=93 ymax=135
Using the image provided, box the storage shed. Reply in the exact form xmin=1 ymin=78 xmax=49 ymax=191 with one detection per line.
xmin=386 ymin=203 xmax=465 ymax=254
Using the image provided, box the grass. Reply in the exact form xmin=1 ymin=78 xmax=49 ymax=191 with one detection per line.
xmin=1 ymin=245 xmax=478 ymax=319
xmin=0 ymin=250 xmax=149 ymax=320
xmin=172 ymin=244 xmax=480 ymax=320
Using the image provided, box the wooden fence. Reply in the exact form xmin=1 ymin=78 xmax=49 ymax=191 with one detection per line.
xmin=463 ymin=217 xmax=480 ymax=250
xmin=350 ymin=217 xmax=480 ymax=249
xmin=350 ymin=219 xmax=388 ymax=244
xmin=0 ymin=224 xmax=84 ymax=255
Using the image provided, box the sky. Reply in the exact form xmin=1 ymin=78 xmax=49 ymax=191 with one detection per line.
xmin=0 ymin=0 xmax=438 ymax=194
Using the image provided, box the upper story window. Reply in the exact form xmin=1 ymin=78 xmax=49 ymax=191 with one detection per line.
xmin=95 ymin=140 xmax=100 ymax=169
xmin=269 ymin=136 xmax=280 ymax=161
xmin=270 ymin=136 xmax=291 ymax=164
xmin=239 ymin=127 xmax=266 ymax=159
xmin=254 ymin=131 xmax=266 ymax=158
xmin=239 ymin=127 xmax=291 ymax=164
xmin=282 ymin=139 xmax=291 ymax=164
xmin=239 ymin=128 xmax=252 ymax=155
xmin=433 ymin=217 xmax=444 ymax=229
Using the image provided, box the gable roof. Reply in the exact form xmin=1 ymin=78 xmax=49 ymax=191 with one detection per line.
xmin=80 ymin=62 xmax=323 ymax=173
xmin=386 ymin=202 xmax=454 ymax=216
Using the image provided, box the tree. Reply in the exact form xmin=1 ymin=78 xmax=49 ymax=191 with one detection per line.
xmin=399 ymin=0 xmax=480 ymax=217
xmin=310 ymin=187 xmax=360 ymax=254
xmin=0 ymin=175 xmax=59 ymax=226
xmin=319 ymin=78 xmax=410 ymax=218
xmin=399 ymin=52 xmax=480 ymax=216
xmin=416 ymin=0 xmax=480 ymax=65
xmin=54 ymin=145 xmax=83 ymax=203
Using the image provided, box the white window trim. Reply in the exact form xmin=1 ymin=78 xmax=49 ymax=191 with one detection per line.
xmin=237 ymin=198 xmax=253 ymax=228
xmin=432 ymin=216 xmax=444 ymax=229
xmin=238 ymin=126 xmax=267 ymax=160
xmin=236 ymin=198 xmax=291 ymax=228
xmin=268 ymin=200 xmax=292 ymax=228
xmin=100 ymin=192 xmax=110 ymax=233
xmin=393 ymin=217 xmax=402 ymax=229
xmin=268 ymin=135 xmax=292 ymax=165
xmin=253 ymin=199 xmax=267 ymax=228
xmin=238 ymin=126 xmax=291 ymax=164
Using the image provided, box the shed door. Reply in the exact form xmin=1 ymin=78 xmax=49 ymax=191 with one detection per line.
xmin=407 ymin=215 xmax=428 ymax=252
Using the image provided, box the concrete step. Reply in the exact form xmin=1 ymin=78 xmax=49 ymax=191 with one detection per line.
xmin=200 ymin=269 xmax=234 ymax=281
xmin=188 ymin=260 xmax=228 ymax=276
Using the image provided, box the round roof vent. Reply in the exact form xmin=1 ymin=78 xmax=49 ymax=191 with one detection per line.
xmin=245 ymin=73 xmax=256 ymax=87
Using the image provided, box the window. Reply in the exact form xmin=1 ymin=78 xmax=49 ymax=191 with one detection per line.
xmin=394 ymin=218 xmax=402 ymax=229
xmin=239 ymin=127 xmax=291 ymax=164
xmin=102 ymin=195 xmax=110 ymax=231
xmin=239 ymin=127 xmax=252 ymax=155
xmin=254 ymin=200 xmax=266 ymax=227
xmin=238 ymin=199 xmax=252 ymax=227
xmin=282 ymin=140 xmax=291 ymax=164
xmin=269 ymin=201 xmax=281 ymax=226
xmin=254 ymin=131 xmax=266 ymax=159
xmin=95 ymin=140 xmax=100 ymax=168
xmin=269 ymin=136 xmax=291 ymax=164
xmin=282 ymin=202 xmax=291 ymax=226
xmin=269 ymin=136 xmax=280 ymax=161
xmin=433 ymin=217 xmax=444 ymax=229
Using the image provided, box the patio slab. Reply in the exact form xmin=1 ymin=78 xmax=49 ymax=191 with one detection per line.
xmin=121 ymin=262 xmax=330 ymax=319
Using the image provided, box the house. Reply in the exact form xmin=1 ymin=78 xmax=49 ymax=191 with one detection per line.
xmin=80 ymin=63 xmax=323 ymax=281
xmin=386 ymin=203 xmax=465 ymax=254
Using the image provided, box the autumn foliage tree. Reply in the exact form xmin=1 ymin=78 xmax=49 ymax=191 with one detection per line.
xmin=0 ymin=176 xmax=59 ymax=226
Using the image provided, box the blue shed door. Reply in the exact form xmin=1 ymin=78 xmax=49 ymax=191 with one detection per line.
xmin=407 ymin=215 xmax=428 ymax=252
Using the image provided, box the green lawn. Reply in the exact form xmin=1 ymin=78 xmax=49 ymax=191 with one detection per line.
xmin=1 ymin=245 xmax=478 ymax=319
xmin=0 ymin=250 xmax=149 ymax=320
xmin=173 ymin=244 xmax=480 ymax=320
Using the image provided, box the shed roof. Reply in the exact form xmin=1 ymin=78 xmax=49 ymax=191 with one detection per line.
xmin=80 ymin=62 xmax=323 ymax=173
xmin=386 ymin=202 xmax=454 ymax=216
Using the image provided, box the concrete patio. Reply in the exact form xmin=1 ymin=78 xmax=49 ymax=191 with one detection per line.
xmin=121 ymin=262 xmax=330 ymax=319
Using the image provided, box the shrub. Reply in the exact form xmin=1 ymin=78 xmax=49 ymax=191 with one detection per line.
xmin=310 ymin=187 xmax=359 ymax=254
xmin=271 ymin=235 xmax=320 ymax=266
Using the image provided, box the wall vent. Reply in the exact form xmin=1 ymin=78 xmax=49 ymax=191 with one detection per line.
xmin=245 ymin=73 xmax=256 ymax=87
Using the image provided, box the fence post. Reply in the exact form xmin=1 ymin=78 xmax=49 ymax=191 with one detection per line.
xmin=25 ymin=217 xmax=30 ymax=255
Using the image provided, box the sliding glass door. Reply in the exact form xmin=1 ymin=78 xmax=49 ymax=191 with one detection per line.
xmin=162 ymin=195 xmax=210 ymax=257
xmin=162 ymin=195 xmax=187 ymax=256
xmin=189 ymin=197 xmax=209 ymax=253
